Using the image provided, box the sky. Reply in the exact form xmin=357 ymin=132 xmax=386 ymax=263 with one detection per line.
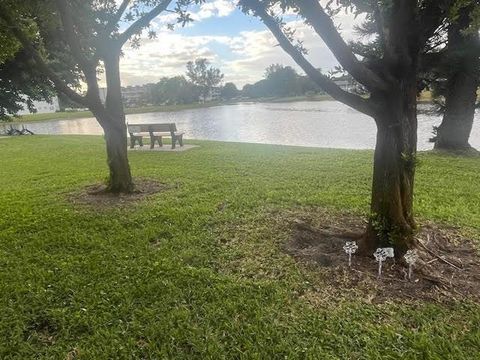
xmin=120 ymin=0 xmax=364 ymax=88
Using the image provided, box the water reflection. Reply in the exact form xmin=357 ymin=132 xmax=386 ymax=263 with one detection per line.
xmin=5 ymin=101 xmax=480 ymax=150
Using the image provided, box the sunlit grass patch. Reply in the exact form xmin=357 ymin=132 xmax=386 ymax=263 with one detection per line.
xmin=0 ymin=136 xmax=479 ymax=358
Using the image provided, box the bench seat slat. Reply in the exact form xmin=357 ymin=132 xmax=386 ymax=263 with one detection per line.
xmin=127 ymin=123 xmax=180 ymax=134
xmin=127 ymin=122 xmax=184 ymax=149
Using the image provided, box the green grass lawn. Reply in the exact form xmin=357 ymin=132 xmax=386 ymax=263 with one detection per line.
xmin=0 ymin=136 xmax=479 ymax=359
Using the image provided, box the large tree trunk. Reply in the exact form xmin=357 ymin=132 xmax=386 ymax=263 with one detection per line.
xmin=101 ymin=49 xmax=134 ymax=193
xmin=358 ymin=1 xmax=421 ymax=257
xmin=435 ymin=74 xmax=478 ymax=151
xmin=361 ymin=81 xmax=418 ymax=256
xmin=434 ymin=8 xmax=479 ymax=151
xmin=102 ymin=120 xmax=134 ymax=193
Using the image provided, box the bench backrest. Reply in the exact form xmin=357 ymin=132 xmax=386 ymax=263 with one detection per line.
xmin=127 ymin=123 xmax=177 ymax=134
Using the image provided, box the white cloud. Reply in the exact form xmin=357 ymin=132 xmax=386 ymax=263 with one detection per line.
xmin=192 ymin=0 xmax=236 ymax=20
xmin=119 ymin=6 xmax=365 ymax=87
xmin=153 ymin=0 xmax=236 ymax=28
xmin=120 ymin=33 xmax=231 ymax=85
xmin=217 ymin=24 xmax=332 ymax=85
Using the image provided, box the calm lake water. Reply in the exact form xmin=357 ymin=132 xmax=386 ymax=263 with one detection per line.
xmin=7 ymin=101 xmax=480 ymax=150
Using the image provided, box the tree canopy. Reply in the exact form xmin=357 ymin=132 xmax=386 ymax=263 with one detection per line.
xmin=0 ymin=50 xmax=54 ymax=121
xmin=186 ymin=58 xmax=224 ymax=101
xmin=221 ymin=82 xmax=240 ymax=100
xmin=0 ymin=1 xmax=60 ymax=120
xmin=151 ymin=75 xmax=200 ymax=105
xmin=242 ymin=64 xmax=321 ymax=99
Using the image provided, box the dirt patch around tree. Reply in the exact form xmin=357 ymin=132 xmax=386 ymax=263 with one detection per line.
xmin=69 ymin=178 xmax=170 ymax=209
xmin=283 ymin=211 xmax=480 ymax=303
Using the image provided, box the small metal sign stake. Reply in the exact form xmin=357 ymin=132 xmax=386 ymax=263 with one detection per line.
xmin=373 ymin=247 xmax=394 ymax=278
xmin=404 ymin=249 xmax=418 ymax=281
xmin=343 ymin=241 xmax=358 ymax=268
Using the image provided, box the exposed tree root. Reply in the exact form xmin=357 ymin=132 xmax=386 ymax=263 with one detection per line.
xmin=283 ymin=211 xmax=480 ymax=303
xmin=69 ymin=178 xmax=170 ymax=209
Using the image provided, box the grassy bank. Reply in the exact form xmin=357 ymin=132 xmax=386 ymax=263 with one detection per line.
xmin=7 ymin=101 xmax=229 ymax=124
xmin=0 ymin=137 xmax=479 ymax=359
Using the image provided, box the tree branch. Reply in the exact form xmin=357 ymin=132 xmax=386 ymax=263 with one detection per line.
xmin=117 ymin=0 xmax=172 ymax=45
xmin=104 ymin=0 xmax=130 ymax=36
xmin=295 ymin=0 xmax=389 ymax=92
xmin=419 ymin=0 xmax=449 ymax=47
xmin=241 ymin=0 xmax=375 ymax=117
xmin=55 ymin=0 xmax=93 ymax=71
xmin=372 ymin=2 xmax=386 ymax=52
xmin=0 ymin=4 xmax=89 ymax=107
xmin=55 ymin=0 xmax=105 ymax=108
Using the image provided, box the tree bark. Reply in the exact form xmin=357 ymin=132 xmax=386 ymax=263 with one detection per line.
xmin=103 ymin=120 xmax=134 ymax=193
xmin=361 ymin=80 xmax=418 ymax=256
xmin=357 ymin=1 xmax=421 ymax=256
xmin=435 ymin=73 xmax=478 ymax=151
xmin=434 ymin=14 xmax=479 ymax=151
xmin=100 ymin=47 xmax=134 ymax=193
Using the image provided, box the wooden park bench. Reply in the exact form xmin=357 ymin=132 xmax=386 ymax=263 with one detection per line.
xmin=127 ymin=123 xmax=184 ymax=149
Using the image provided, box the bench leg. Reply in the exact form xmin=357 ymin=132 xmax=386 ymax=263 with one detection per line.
xmin=150 ymin=136 xmax=162 ymax=148
xmin=130 ymin=135 xmax=143 ymax=148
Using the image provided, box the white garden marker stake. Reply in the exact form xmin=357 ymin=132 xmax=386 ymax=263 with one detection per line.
xmin=384 ymin=247 xmax=395 ymax=259
xmin=343 ymin=241 xmax=358 ymax=268
xmin=404 ymin=249 xmax=419 ymax=281
xmin=373 ymin=248 xmax=394 ymax=278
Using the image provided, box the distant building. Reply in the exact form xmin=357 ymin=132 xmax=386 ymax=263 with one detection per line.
xmin=17 ymin=96 xmax=60 ymax=115
xmin=121 ymin=84 xmax=154 ymax=107
xmin=333 ymin=77 xmax=366 ymax=94
xmin=333 ymin=79 xmax=351 ymax=91
xmin=200 ymin=87 xmax=221 ymax=102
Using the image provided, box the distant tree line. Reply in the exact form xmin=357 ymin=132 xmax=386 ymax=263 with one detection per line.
xmin=242 ymin=64 xmax=323 ymax=99
xmin=150 ymin=58 xmax=227 ymax=105
xmin=149 ymin=62 xmax=323 ymax=106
